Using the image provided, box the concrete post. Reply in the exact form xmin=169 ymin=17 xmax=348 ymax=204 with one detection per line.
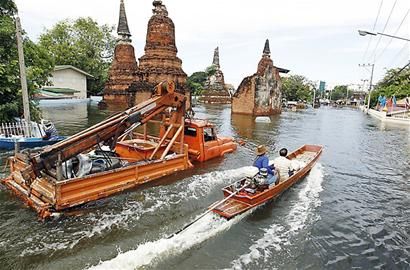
xmin=15 ymin=17 xmax=31 ymax=135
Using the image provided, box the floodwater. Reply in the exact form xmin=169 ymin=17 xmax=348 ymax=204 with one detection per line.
xmin=0 ymin=101 xmax=409 ymax=270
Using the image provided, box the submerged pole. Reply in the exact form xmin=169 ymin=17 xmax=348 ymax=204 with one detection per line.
xmin=14 ymin=140 xmax=20 ymax=156
xmin=56 ymin=152 xmax=63 ymax=181
xmin=15 ymin=16 xmax=31 ymax=135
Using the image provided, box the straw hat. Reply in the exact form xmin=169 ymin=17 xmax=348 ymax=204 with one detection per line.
xmin=256 ymin=145 xmax=267 ymax=156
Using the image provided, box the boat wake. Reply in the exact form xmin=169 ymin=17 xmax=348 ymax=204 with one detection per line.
xmin=230 ymin=164 xmax=324 ymax=269
xmin=87 ymin=165 xmax=323 ymax=270
xmin=19 ymin=166 xmax=258 ymax=257
xmin=86 ymin=167 xmax=259 ymax=270
xmin=88 ymin=210 xmax=254 ymax=270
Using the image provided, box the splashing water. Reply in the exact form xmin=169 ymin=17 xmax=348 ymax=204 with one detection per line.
xmin=87 ymin=165 xmax=323 ymax=270
xmin=230 ymin=164 xmax=324 ymax=269
xmin=88 ymin=210 xmax=255 ymax=270
xmin=87 ymin=167 xmax=259 ymax=270
xmin=19 ymin=166 xmax=258 ymax=257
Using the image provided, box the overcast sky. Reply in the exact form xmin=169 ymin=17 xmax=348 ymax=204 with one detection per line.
xmin=15 ymin=0 xmax=410 ymax=90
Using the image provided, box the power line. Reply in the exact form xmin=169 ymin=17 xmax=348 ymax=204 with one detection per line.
xmin=362 ymin=0 xmax=384 ymax=62
xmin=388 ymin=42 xmax=409 ymax=67
xmin=376 ymin=7 xmax=410 ymax=61
xmin=383 ymin=60 xmax=410 ymax=84
xmin=369 ymin=0 xmax=398 ymax=62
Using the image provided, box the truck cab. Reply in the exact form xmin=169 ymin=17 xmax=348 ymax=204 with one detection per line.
xmin=184 ymin=119 xmax=237 ymax=162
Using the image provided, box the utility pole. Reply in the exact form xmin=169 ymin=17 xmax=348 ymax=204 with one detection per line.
xmin=311 ymin=81 xmax=317 ymax=108
xmin=313 ymin=88 xmax=316 ymax=107
xmin=359 ymin=63 xmax=375 ymax=114
xmin=346 ymin=87 xmax=349 ymax=102
xmin=15 ymin=16 xmax=31 ymax=134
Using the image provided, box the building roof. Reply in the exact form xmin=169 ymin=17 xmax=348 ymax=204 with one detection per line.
xmin=34 ymin=89 xmax=75 ymax=100
xmin=54 ymin=65 xmax=94 ymax=78
xmin=41 ymin=87 xmax=81 ymax=94
xmin=276 ymin=67 xmax=290 ymax=74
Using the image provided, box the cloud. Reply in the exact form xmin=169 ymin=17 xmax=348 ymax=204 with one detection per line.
xmin=14 ymin=0 xmax=410 ymax=87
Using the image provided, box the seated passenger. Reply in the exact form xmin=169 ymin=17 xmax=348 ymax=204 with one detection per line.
xmin=273 ymin=148 xmax=294 ymax=182
xmin=253 ymin=145 xmax=277 ymax=186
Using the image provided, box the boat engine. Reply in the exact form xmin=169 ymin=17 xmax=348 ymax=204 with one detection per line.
xmin=62 ymin=150 xmax=122 ymax=179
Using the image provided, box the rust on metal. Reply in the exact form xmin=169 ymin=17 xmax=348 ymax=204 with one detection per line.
xmin=1 ymin=81 xmax=237 ymax=219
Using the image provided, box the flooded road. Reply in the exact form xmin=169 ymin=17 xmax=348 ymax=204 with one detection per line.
xmin=0 ymin=102 xmax=409 ymax=270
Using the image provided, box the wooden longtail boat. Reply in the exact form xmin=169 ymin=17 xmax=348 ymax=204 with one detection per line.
xmin=211 ymin=145 xmax=323 ymax=219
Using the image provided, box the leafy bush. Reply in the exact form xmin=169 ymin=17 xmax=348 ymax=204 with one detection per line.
xmin=0 ymin=0 xmax=53 ymax=122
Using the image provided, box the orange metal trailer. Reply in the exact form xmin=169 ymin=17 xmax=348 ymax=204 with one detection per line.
xmin=1 ymin=81 xmax=237 ymax=219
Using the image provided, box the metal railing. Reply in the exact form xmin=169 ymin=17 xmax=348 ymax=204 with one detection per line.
xmin=0 ymin=122 xmax=40 ymax=138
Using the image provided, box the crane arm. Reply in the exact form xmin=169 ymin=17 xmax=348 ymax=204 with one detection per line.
xmin=30 ymin=81 xmax=186 ymax=176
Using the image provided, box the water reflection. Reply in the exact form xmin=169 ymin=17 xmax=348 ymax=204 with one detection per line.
xmin=231 ymin=113 xmax=255 ymax=139
xmin=40 ymin=102 xmax=111 ymax=136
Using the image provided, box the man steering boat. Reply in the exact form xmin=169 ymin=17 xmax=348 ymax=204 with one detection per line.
xmin=253 ymin=145 xmax=279 ymax=186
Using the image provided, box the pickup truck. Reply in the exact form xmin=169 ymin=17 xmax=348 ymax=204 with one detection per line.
xmin=183 ymin=119 xmax=237 ymax=162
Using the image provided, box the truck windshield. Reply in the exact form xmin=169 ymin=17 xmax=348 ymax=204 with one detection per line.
xmin=204 ymin=127 xmax=216 ymax=142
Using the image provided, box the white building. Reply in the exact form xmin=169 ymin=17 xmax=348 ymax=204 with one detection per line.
xmin=42 ymin=65 xmax=94 ymax=99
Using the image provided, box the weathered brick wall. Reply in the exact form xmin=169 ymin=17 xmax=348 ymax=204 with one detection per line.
xmin=198 ymin=90 xmax=231 ymax=104
xmin=134 ymin=91 xmax=152 ymax=105
xmin=232 ymin=63 xmax=282 ymax=116
xmin=138 ymin=15 xmax=186 ymax=85
xmin=200 ymin=47 xmax=231 ymax=104
xmin=104 ymin=43 xmax=138 ymax=93
xmin=232 ymin=76 xmax=255 ymax=114
xmin=103 ymin=43 xmax=140 ymax=107
xmin=200 ymin=71 xmax=232 ymax=104
xmin=271 ymin=68 xmax=282 ymax=113
xmin=254 ymin=65 xmax=282 ymax=115
xmin=137 ymin=10 xmax=189 ymax=108
xmin=257 ymin=56 xmax=273 ymax=76
xmin=103 ymin=1 xmax=190 ymax=110
xmin=103 ymin=91 xmax=135 ymax=111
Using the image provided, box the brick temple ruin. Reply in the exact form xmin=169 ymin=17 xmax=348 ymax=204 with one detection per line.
xmin=198 ymin=47 xmax=231 ymax=104
xmin=232 ymin=39 xmax=289 ymax=116
xmin=102 ymin=0 xmax=190 ymax=109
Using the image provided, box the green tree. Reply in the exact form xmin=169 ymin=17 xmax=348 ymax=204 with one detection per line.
xmin=331 ymin=85 xmax=348 ymax=101
xmin=282 ymin=75 xmax=312 ymax=102
xmin=38 ymin=17 xmax=116 ymax=95
xmin=187 ymin=66 xmax=218 ymax=95
xmin=369 ymin=66 xmax=410 ymax=106
xmin=205 ymin=65 xmax=217 ymax=76
xmin=187 ymin=71 xmax=207 ymax=95
xmin=0 ymin=0 xmax=54 ymax=122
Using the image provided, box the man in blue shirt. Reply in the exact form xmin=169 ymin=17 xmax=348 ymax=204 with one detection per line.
xmin=253 ymin=145 xmax=277 ymax=186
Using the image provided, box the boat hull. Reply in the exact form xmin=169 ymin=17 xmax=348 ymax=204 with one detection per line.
xmin=368 ymin=109 xmax=410 ymax=125
xmin=2 ymin=145 xmax=192 ymax=219
xmin=212 ymin=144 xmax=323 ymax=219
xmin=0 ymin=136 xmax=65 ymax=150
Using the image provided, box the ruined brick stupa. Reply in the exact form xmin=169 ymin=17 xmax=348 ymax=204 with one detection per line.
xmin=232 ymin=39 xmax=289 ymax=116
xmin=198 ymin=47 xmax=231 ymax=104
xmin=102 ymin=0 xmax=139 ymax=108
xmin=102 ymin=0 xmax=190 ymax=109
